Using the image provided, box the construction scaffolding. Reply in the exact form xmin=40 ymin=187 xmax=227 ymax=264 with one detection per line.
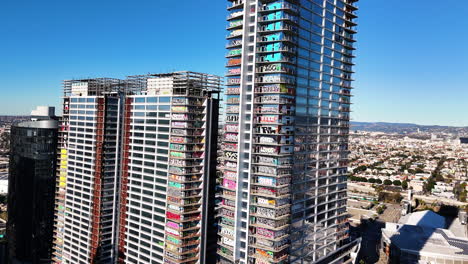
xmin=126 ymin=71 xmax=222 ymax=96
xmin=62 ymin=78 xmax=125 ymax=97
xmin=63 ymin=72 xmax=222 ymax=97
xmin=89 ymin=97 xmax=106 ymax=262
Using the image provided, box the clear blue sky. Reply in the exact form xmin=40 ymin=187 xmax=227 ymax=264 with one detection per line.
xmin=1 ymin=0 xmax=467 ymax=126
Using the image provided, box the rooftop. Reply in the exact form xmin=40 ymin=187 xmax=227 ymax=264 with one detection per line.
xmin=382 ymin=224 xmax=468 ymax=259
xmin=383 ymin=211 xmax=468 ymax=260
xmin=399 ymin=210 xmax=445 ymax=229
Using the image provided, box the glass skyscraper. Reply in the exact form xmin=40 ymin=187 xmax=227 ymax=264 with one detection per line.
xmin=8 ymin=107 xmax=58 ymax=263
xmin=219 ymin=0 xmax=359 ymax=263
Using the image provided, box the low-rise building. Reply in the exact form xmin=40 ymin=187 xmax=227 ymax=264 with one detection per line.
xmin=381 ymin=211 xmax=468 ymax=264
xmin=432 ymin=182 xmax=455 ymax=199
xmin=409 ymin=180 xmax=425 ymax=193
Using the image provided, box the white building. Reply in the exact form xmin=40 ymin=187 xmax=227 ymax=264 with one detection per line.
xmin=381 ymin=211 xmax=468 ymax=263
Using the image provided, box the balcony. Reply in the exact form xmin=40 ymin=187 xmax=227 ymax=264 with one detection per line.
xmin=250 ymin=239 xmax=290 ymax=253
xmin=258 ymin=34 xmax=297 ymax=44
xmin=344 ymin=26 xmax=357 ymax=34
xmin=251 ymin=179 xmax=290 ymax=189
xmin=259 ymin=2 xmax=299 ymax=14
xmin=227 ymin=20 xmax=243 ymax=30
xmin=167 ymin=189 xmax=202 ymax=199
xmin=217 ymin=240 xmax=234 ymax=252
xmin=258 ymin=24 xmax=298 ymax=34
xmin=256 ymin=55 xmax=296 ymax=65
xmin=226 ymin=39 xmax=242 ymax=48
xmin=226 ymin=29 xmax=243 ymax=39
xmin=227 ymin=0 xmax=244 ymax=11
xmin=165 ymin=237 xmax=200 ymax=248
xmin=258 ymin=13 xmax=298 ymax=24
xmin=344 ymin=2 xmax=358 ymax=12
xmin=226 ymin=58 xmax=242 ymax=67
xmin=220 ymin=190 xmax=236 ymax=200
xmin=164 ymin=253 xmax=199 ymax=264
xmin=226 ymin=49 xmax=242 ymax=58
xmin=250 ymin=199 xmax=290 ymax=210
xmin=218 ymin=208 xmax=235 ymax=220
xmin=251 ymin=186 xmax=290 ymax=198
xmin=167 ymin=212 xmax=202 ymax=224
xmin=227 ymin=11 xmax=243 ymax=20
xmin=251 ymin=226 xmax=289 ymax=241
xmin=165 ymin=245 xmax=200 ymax=256
xmin=216 ymin=247 xmax=234 ymax=261
xmin=251 ymin=216 xmax=289 ymax=230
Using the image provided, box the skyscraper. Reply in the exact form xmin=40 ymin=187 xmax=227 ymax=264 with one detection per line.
xmin=52 ymin=78 xmax=126 ymax=263
xmin=51 ymin=72 xmax=221 ymax=264
xmin=117 ymin=72 xmax=221 ymax=264
xmin=8 ymin=106 xmax=58 ymax=263
xmin=219 ymin=0 xmax=358 ymax=263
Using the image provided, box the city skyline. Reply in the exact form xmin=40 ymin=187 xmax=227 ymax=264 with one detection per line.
xmin=1 ymin=0 xmax=468 ymax=126
xmin=1 ymin=1 xmax=468 ymax=264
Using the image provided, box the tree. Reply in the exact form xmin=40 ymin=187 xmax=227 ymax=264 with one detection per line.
xmin=435 ymin=173 xmax=445 ymax=182
xmin=415 ymin=168 xmax=425 ymax=174
xmin=401 ymin=180 xmax=408 ymax=190
xmin=353 ymin=165 xmax=368 ymax=174
xmin=368 ymin=178 xmax=376 ymax=183
xmin=376 ymin=179 xmax=382 ymax=184
xmin=460 ymin=192 xmax=467 ymax=203
xmin=376 ymin=204 xmax=386 ymax=214
xmin=384 ymin=179 xmax=392 ymax=185
xmin=424 ymin=178 xmax=436 ymax=193
xmin=393 ymin=180 xmax=401 ymax=186
xmin=454 ymin=183 xmax=468 ymax=202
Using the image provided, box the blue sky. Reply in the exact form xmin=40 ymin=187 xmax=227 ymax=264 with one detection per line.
xmin=0 ymin=0 xmax=467 ymax=126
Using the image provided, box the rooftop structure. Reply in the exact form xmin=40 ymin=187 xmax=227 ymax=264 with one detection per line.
xmin=398 ymin=210 xmax=445 ymax=229
xmin=382 ymin=211 xmax=468 ymax=264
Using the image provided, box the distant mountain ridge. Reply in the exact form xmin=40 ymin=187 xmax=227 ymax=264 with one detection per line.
xmin=350 ymin=121 xmax=468 ymax=135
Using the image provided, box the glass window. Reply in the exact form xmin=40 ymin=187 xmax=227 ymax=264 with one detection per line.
xmin=159 ymin=97 xmax=170 ymax=103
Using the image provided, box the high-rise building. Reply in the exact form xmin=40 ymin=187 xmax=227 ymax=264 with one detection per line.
xmin=52 ymin=78 xmax=126 ymax=263
xmin=8 ymin=106 xmax=58 ymax=263
xmin=218 ymin=0 xmax=359 ymax=263
xmin=117 ymin=72 xmax=221 ymax=264
xmin=51 ymin=72 xmax=221 ymax=264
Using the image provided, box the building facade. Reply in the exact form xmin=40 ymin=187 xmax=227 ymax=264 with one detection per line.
xmin=117 ymin=72 xmax=221 ymax=264
xmin=8 ymin=106 xmax=58 ymax=263
xmin=51 ymin=72 xmax=221 ymax=264
xmin=218 ymin=0 xmax=358 ymax=263
xmin=52 ymin=79 xmax=125 ymax=263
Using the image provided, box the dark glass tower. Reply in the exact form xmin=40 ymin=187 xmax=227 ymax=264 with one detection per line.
xmin=7 ymin=107 xmax=58 ymax=264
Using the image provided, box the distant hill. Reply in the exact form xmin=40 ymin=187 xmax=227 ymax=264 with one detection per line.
xmin=350 ymin=121 xmax=468 ymax=135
